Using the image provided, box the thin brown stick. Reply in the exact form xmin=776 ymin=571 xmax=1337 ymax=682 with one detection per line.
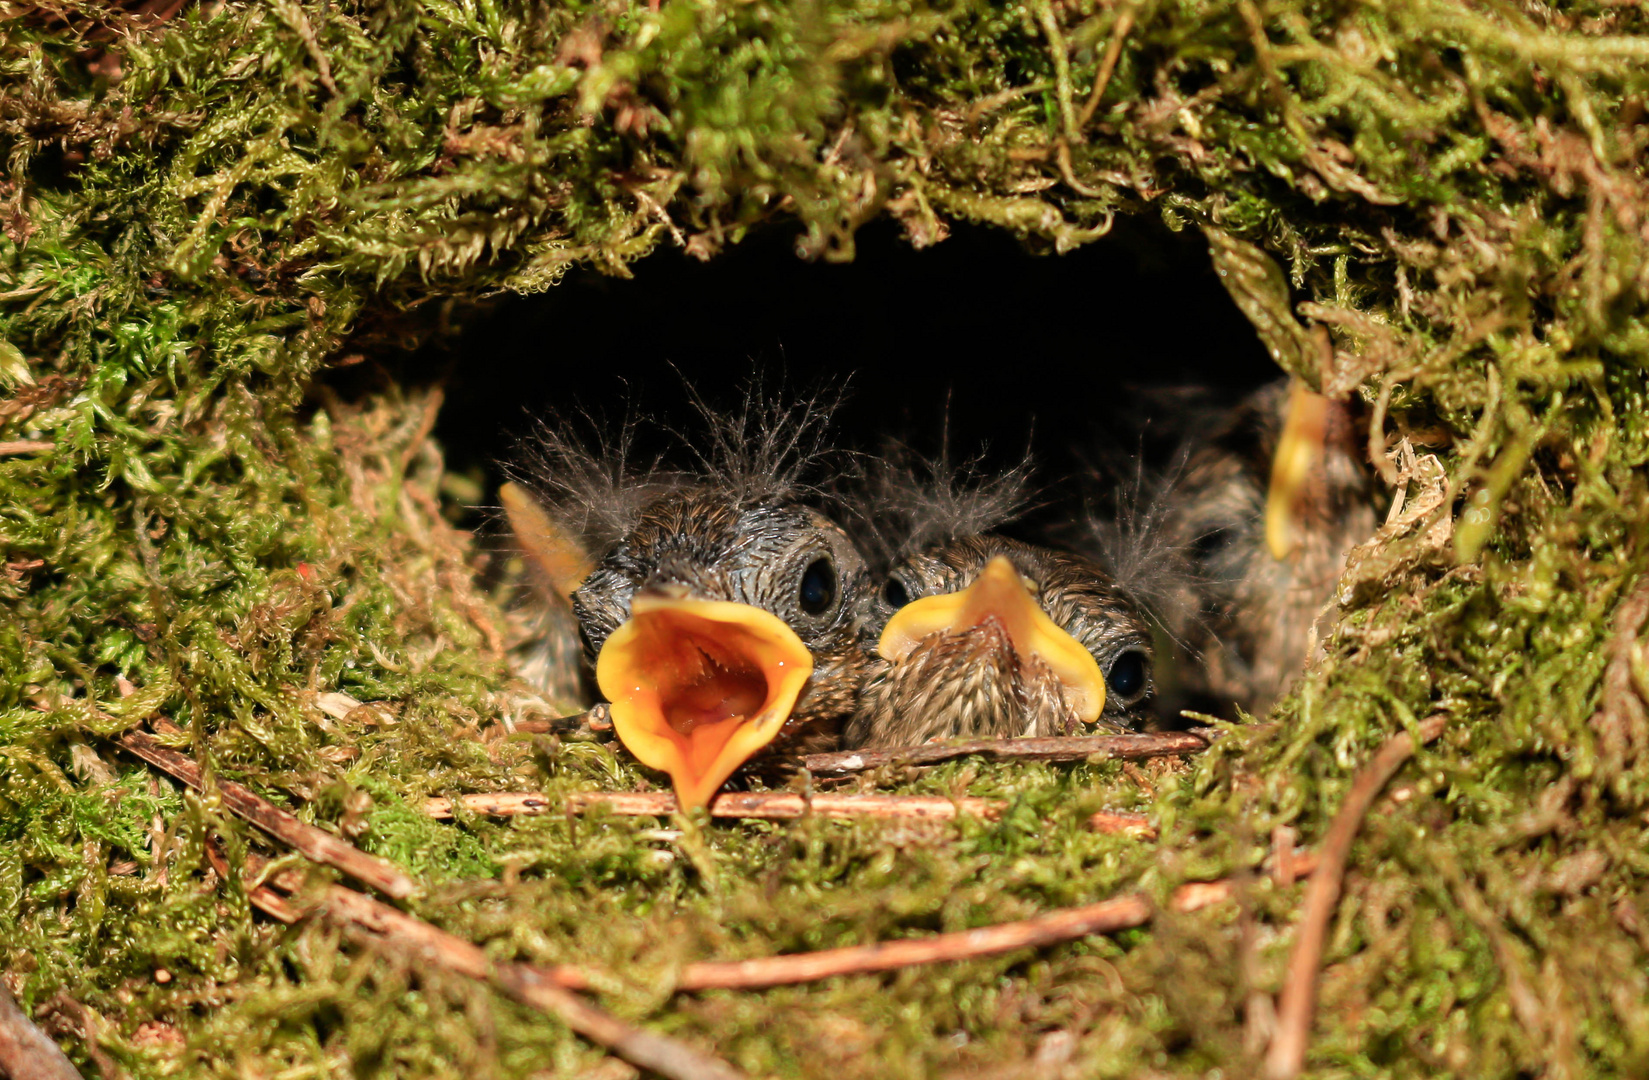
xmin=207 ymin=845 xmax=740 ymax=1080
xmin=506 ymin=704 xmax=612 ymax=737
xmin=678 ymin=896 xmax=1151 ymax=990
xmin=116 ymin=731 xmax=419 ymax=901
xmin=426 ymin=791 xmax=1005 ymax=821
xmin=1272 ymin=825 xmax=1298 ymax=887
xmin=673 ymin=850 xmax=1320 ymax=991
xmin=219 ymin=830 xmax=1313 ymax=1002
xmin=0 ymin=982 xmax=82 ymax=1080
xmin=801 ymin=730 xmax=1214 ymax=777
xmin=425 ymin=792 xmax=561 ymax=817
xmin=0 ymin=440 xmax=54 ymax=456
xmin=1078 ymin=5 xmax=1136 ymax=127
xmin=1264 ymin=716 xmax=1448 ymax=1080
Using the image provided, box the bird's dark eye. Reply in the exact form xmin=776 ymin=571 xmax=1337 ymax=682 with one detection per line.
xmin=1192 ymin=526 xmax=1235 ymax=561
xmin=1106 ymin=650 xmax=1149 ymax=700
xmin=883 ymin=577 xmax=910 ymax=610
xmin=799 ymin=557 xmax=837 ymax=615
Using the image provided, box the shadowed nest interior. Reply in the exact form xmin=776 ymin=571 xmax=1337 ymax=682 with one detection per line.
xmin=3 ymin=0 xmax=1649 ymax=1076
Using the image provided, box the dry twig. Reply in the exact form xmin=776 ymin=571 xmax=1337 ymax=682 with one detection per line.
xmin=801 ymin=730 xmax=1213 ymax=776
xmin=207 ymin=845 xmax=741 ymax=1080
xmin=673 ymin=850 xmax=1320 ymax=991
xmin=222 ymin=826 xmax=1315 ymax=1002
xmin=115 ymin=730 xmax=419 ymax=900
xmin=0 ymin=982 xmax=82 ymax=1080
xmin=426 ymin=791 xmax=1006 ymax=821
xmin=1264 ymin=716 xmax=1448 ymax=1080
xmin=1592 ymin=576 xmax=1649 ymax=773
xmin=507 ymin=704 xmax=612 ymax=737
xmin=1079 ymin=4 xmax=1137 ymax=126
xmin=0 ymin=440 xmax=55 ymax=456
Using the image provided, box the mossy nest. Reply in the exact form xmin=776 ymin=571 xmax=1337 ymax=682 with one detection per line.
xmin=5 ymin=0 xmax=1649 ymax=1075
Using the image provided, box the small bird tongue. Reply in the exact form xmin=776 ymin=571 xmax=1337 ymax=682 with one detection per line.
xmin=664 ymin=662 xmax=768 ymax=735
xmin=877 ymin=555 xmax=1108 ymax=723
xmin=596 ymin=596 xmax=814 ymax=809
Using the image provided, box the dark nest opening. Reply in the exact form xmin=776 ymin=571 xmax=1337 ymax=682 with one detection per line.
xmin=416 ymin=217 xmax=1276 ymax=491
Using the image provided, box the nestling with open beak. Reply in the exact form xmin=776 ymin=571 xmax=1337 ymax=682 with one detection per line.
xmin=1158 ymin=377 xmax=1377 ymax=716
xmin=507 ymin=394 xmax=873 ymax=809
xmin=844 ymin=453 xmax=1155 ymax=749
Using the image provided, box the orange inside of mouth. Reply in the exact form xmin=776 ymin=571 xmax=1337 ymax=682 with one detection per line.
xmin=596 ymin=596 xmax=814 ymax=808
xmin=878 ymin=555 xmax=1107 ymax=723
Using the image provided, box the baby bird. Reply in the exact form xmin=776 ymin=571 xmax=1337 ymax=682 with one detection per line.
xmin=844 ymin=452 xmax=1155 ymax=749
xmin=508 ymin=392 xmax=872 ymax=808
xmin=1157 ymin=378 xmax=1377 ymax=716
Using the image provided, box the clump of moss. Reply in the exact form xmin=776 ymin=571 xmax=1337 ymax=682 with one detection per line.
xmin=4 ymin=0 xmax=1649 ymax=1075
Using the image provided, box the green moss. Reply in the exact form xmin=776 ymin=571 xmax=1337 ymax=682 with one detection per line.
xmin=5 ymin=0 xmax=1649 ymax=1074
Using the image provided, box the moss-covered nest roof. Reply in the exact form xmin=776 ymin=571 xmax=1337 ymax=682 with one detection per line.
xmin=5 ymin=0 xmax=1649 ymax=1075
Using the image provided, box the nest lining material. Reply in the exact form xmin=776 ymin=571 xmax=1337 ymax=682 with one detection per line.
xmin=3 ymin=0 xmax=1649 ymax=1076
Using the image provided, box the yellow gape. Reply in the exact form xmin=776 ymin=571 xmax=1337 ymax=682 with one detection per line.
xmin=1266 ymin=379 xmax=1332 ymax=561
xmin=878 ymin=555 xmax=1106 ymax=723
xmin=597 ymin=595 xmax=814 ymax=809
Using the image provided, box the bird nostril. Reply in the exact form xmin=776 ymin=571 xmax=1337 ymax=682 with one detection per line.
xmin=883 ymin=578 xmax=910 ymax=609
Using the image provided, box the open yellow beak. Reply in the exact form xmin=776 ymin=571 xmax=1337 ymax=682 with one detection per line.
xmin=596 ymin=594 xmax=814 ymax=809
xmin=877 ymin=555 xmax=1107 ymax=723
xmin=1266 ymin=380 xmax=1332 ymax=560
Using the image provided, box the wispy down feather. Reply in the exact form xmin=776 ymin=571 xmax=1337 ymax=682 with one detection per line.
xmin=1075 ymin=447 xmax=1203 ymax=644
xmin=670 ymin=376 xmax=849 ymax=508
xmin=847 ymin=440 xmax=1038 ymax=566
xmin=507 ymin=376 xmax=853 ymax=556
xmin=507 ymin=406 xmax=681 ymax=556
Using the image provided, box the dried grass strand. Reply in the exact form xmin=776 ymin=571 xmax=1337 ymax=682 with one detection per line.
xmin=0 ymin=440 xmax=55 ymax=456
xmin=1087 ymin=809 xmax=1157 ymax=838
xmin=1078 ymin=5 xmax=1136 ymax=127
xmin=1263 ymin=715 xmax=1448 ymax=1080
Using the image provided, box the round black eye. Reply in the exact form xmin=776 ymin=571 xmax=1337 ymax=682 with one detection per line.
xmin=1106 ymin=650 xmax=1149 ymax=700
xmin=883 ymin=577 xmax=910 ymax=610
xmin=799 ymin=557 xmax=837 ymax=615
xmin=1192 ymin=526 xmax=1235 ymax=561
